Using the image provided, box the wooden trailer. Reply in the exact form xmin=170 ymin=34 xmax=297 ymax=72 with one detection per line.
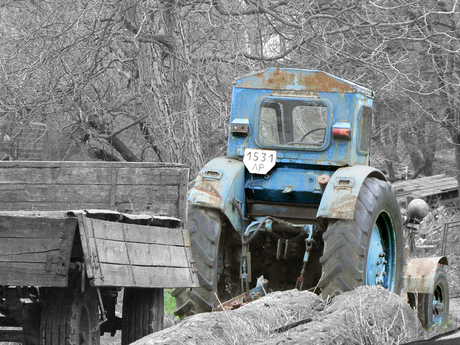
xmin=0 ymin=161 xmax=198 ymax=345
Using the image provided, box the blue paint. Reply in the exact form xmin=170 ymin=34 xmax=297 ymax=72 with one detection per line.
xmin=317 ymin=166 xmax=387 ymax=220
xmin=366 ymin=211 xmax=397 ymax=290
xmin=227 ymin=70 xmax=372 ymax=169
xmin=191 ymin=68 xmax=383 ymax=229
xmin=432 ymin=284 xmax=446 ymax=325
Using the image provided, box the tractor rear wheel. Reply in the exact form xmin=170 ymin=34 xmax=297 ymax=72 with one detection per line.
xmin=173 ymin=207 xmax=224 ymax=318
xmin=319 ymin=177 xmax=404 ymax=299
xmin=121 ymin=288 xmax=164 ymax=345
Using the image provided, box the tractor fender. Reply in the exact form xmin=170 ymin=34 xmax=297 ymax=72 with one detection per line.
xmin=188 ymin=157 xmax=245 ymax=232
xmin=317 ymin=165 xmax=388 ymax=220
xmin=404 ymin=257 xmax=448 ymax=294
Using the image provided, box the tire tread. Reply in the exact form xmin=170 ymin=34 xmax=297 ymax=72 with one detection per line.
xmin=173 ymin=207 xmax=222 ymax=317
xmin=319 ymin=177 xmax=404 ymax=298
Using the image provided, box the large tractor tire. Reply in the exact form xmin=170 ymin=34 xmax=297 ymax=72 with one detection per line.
xmin=122 ymin=288 xmax=164 ymax=345
xmin=40 ymin=286 xmax=100 ymax=345
xmin=416 ymin=268 xmax=449 ymax=328
xmin=319 ymin=177 xmax=404 ymax=299
xmin=173 ymin=207 xmax=222 ymax=318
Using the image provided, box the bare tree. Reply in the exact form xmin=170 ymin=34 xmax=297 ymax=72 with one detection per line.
xmin=1 ymin=0 xmax=459 ymax=182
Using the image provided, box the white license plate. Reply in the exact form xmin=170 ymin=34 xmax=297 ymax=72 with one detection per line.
xmin=243 ymin=148 xmax=277 ymax=175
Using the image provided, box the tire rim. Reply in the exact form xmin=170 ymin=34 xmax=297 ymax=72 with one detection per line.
xmin=366 ymin=211 xmax=396 ymax=291
xmin=432 ymin=282 xmax=446 ymax=325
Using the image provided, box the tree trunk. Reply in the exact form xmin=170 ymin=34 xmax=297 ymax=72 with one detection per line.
xmin=419 ymin=120 xmax=436 ymax=177
xmin=121 ymin=1 xmax=205 ymax=175
xmin=385 ymin=159 xmax=397 ymax=182
xmin=163 ymin=1 xmax=204 ymax=176
xmin=454 ymin=134 xmax=460 ymax=205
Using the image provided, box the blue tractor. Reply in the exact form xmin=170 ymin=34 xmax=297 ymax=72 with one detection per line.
xmin=173 ymin=68 xmax=447 ymax=326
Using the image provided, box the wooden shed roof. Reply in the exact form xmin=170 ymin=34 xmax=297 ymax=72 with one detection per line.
xmin=392 ymin=174 xmax=458 ymax=205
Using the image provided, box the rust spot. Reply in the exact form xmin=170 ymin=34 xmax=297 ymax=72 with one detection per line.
xmin=194 ymin=185 xmax=222 ymax=200
xmin=404 ymin=257 xmax=448 ymax=293
xmin=237 ymin=68 xmax=362 ymax=94
xmin=272 ymin=90 xmax=319 ymax=97
xmin=194 ymin=174 xmax=222 ymax=199
xmin=298 ymin=72 xmax=356 ymax=93
xmin=189 ymin=173 xmax=223 ymax=207
xmin=266 ymin=68 xmax=296 ymax=89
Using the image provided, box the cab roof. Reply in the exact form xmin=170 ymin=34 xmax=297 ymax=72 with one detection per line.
xmin=234 ymin=68 xmax=373 ymax=97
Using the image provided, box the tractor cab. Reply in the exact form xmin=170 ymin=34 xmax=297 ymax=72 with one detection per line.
xmin=227 ymin=68 xmax=374 ymax=224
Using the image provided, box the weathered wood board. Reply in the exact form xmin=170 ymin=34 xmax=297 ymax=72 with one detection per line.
xmin=78 ymin=214 xmax=199 ymax=288
xmin=0 ymin=161 xmax=189 ymax=221
xmin=0 ymin=214 xmax=77 ymax=286
xmin=392 ymin=174 xmax=458 ymax=207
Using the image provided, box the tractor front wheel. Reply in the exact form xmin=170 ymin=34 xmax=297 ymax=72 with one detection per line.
xmin=319 ymin=177 xmax=404 ymax=298
xmin=416 ymin=268 xmax=449 ymax=328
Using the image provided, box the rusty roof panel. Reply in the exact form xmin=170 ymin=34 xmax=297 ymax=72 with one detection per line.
xmin=234 ymin=68 xmax=373 ymax=97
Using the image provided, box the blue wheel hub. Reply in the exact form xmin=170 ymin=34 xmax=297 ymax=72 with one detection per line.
xmin=432 ymin=284 xmax=445 ymax=324
xmin=366 ymin=213 xmax=396 ymax=290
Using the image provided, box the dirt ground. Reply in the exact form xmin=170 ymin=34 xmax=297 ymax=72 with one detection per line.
xmin=132 ymin=286 xmax=460 ymax=345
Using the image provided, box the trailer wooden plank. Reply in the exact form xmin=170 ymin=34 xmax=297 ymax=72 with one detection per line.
xmin=178 ymin=169 xmax=189 ymax=224
xmin=0 ymin=185 xmax=180 ymax=202
xmin=89 ymin=219 xmax=184 ymax=246
xmin=0 ymin=185 xmax=181 ymax=217
xmin=0 ymin=262 xmax=69 ymax=286
xmin=78 ymin=216 xmax=199 ymax=288
xmin=0 ymin=161 xmax=185 ymax=169
xmin=0 ymin=167 xmax=183 ymax=186
xmin=94 ymin=239 xmax=190 ymax=268
xmin=92 ymin=264 xmax=196 ymax=288
xmin=0 ymin=215 xmax=75 ymax=239
xmin=0 ymin=215 xmax=77 ymax=286
xmin=77 ymin=213 xmax=95 ymax=279
xmin=0 ymin=202 xmax=178 ymax=218
xmin=0 ymin=210 xmax=69 ymax=218
xmin=0 ymin=169 xmax=181 ymax=186
xmin=0 ymin=238 xmax=62 ymax=254
xmin=0 ymin=161 xmax=189 ymax=221
xmin=0 ymin=251 xmax=59 ymax=263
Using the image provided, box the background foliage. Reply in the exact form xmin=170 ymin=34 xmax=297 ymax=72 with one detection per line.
xmin=1 ymin=0 xmax=459 ymax=181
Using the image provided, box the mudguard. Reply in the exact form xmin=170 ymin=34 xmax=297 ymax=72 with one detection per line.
xmin=404 ymin=257 xmax=448 ymax=294
xmin=188 ymin=157 xmax=245 ymax=233
xmin=317 ymin=165 xmax=387 ymax=220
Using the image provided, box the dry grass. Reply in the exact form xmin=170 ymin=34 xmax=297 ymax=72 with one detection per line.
xmin=206 ymin=292 xmax=321 ymax=345
xmin=145 ymin=287 xmax=424 ymax=345
xmin=330 ymin=291 xmax=421 ymax=345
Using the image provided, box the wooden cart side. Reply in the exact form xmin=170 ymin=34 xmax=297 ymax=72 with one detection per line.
xmin=178 ymin=167 xmax=189 ymax=222
xmin=0 ymin=161 xmax=190 ymax=222
xmin=0 ymin=214 xmax=77 ymax=287
xmin=77 ymin=215 xmax=199 ymax=289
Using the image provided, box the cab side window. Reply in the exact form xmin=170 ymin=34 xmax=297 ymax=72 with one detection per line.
xmin=359 ymin=106 xmax=373 ymax=153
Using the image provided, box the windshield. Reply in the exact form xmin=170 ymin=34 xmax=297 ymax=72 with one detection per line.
xmin=258 ymin=99 xmax=329 ymax=148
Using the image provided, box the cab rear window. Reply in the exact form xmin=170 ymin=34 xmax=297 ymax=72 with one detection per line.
xmin=258 ymin=99 xmax=329 ymax=148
